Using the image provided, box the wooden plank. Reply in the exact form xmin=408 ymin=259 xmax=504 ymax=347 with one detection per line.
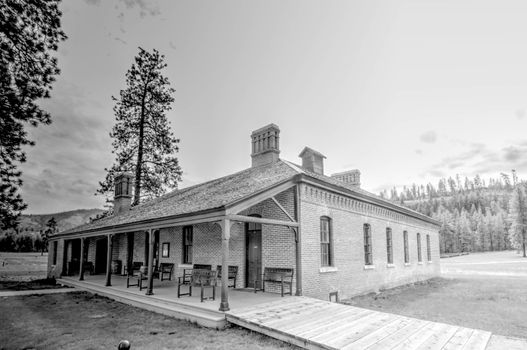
xmin=226 ymin=315 xmax=333 ymax=350
xmin=276 ymin=304 xmax=362 ymax=333
xmin=321 ymin=313 xmax=400 ymax=348
xmin=364 ymin=318 xmax=429 ymax=350
xmin=229 ymin=298 xmax=306 ymax=318
xmin=309 ymin=311 xmax=393 ymax=345
xmin=413 ymin=322 xmax=458 ymax=350
xmin=340 ymin=316 xmax=414 ymax=350
xmin=294 ymin=308 xmax=373 ymax=339
xmin=263 ymin=302 xmax=343 ymax=329
xmin=462 ymin=330 xmax=492 ymax=350
xmin=389 ymin=321 xmax=443 ymax=350
xmin=286 ymin=306 xmax=372 ymax=336
xmin=245 ymin=300 xmax=324 ymax=323
xmin=441 ymin=327 xmax=474 ymax=350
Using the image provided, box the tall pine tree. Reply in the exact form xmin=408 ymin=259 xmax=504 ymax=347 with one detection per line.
xmin=508 ymin=183 xmax=527 ymax=257
xmin=0 ymin=0 xmax=66 ymax=229
xmin=97 ymin=48 xmax=182 ymax=206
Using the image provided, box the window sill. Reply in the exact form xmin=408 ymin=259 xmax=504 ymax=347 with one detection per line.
xmin=319 ymin=266 xmax=338 ymax=273
xmin=418 ymin=262 xmax=424 ymax=265
xmin=427 ymin=260 xmax=433 ymax=263
xmin=386 ymin=264 xmax=395 ymax=268
xmin=404 ymin=263 xmax=411 ymax=267
xmin=363 ymin=265 xmax=375 ymax=270
xmin=179 ymin=264 xmax=193 ymax=268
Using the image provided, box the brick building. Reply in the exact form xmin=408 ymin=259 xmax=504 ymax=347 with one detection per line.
xmin=48 ymin=124 xmax=440 ymax=311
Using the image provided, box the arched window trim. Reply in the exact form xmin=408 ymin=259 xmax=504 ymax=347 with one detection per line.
xmin=386 ymin=228 xmax=393 ymax=264
xmin=403 ymin=230 xmax=409 ymax=264
xmin=417 ymin=232 xmax=422 ymax=262
xmin=364 ymin=224 xmax=373 ymax=265
xmin=320 ymin=216 xmax=333 ymax=267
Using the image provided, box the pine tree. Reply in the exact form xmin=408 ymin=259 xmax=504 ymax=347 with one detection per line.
xmin=97 ymin=48 xmax=182 ymax=206
xmin=508 ymin=183 xmax=527 ymax=257
xmin=0 ymin=0 xmax=66 ymax=229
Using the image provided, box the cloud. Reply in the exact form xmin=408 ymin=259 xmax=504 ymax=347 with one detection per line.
xmin=421 ymin=141 xmax=527 ymax=180
xmin=18 ymin=82 xmax=113 ymax=214
xmin=516 ymin=109 xmax=526 ymax=120
xmin=419 ymin=130 xmax=437 ymax=144
xmin=119 ymin=0 xmax=160 ymax=18
xmin=415 ymin=149 xmax=423 ymax=155
xmin=169 ymin=41 xmax=177 ymax=51
xmin=83 ymin=0 xmax=101 ymax=5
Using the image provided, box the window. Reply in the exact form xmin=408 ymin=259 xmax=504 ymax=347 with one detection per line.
xmin=386 ymin=228 xmax=393 ymax=264
xmin=52 ymin=241 xmax=58 ymax=265
xmin=182 ymin=226 xmax=193 ymax=264
xmin=162 ymin=242 xmax=170 ymax=258
xmin=364 ymin=224 xmax=372 ymax=265
xmin=403 ymin=231 xmax=409 ymax=263
xmin=426 ymin=234 xmax=431 ymax=261
xmin=320 ymin=217 xmax=332 ymax=266
xmin=417 ymin=233 xmax=422 ymax=262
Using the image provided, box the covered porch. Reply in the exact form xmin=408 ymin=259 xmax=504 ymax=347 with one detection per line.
xmin=55 ymin=182 xmax=302 ymax=314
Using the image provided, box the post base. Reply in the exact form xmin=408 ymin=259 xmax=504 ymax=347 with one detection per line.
xmin=219 ymin=302 xmax=230 ymax=312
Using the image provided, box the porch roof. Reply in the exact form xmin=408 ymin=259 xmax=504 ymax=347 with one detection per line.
xmin=53 ymin=159 xmax=439 ymax=239
xmin=53 ymin=160 xmax=299 ymax=238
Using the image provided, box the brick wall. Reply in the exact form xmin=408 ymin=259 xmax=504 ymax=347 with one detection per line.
xmin=47 ymin=238 xmax=64 ymax=278
xmin=299 ymin=183 xmax=440 ymax=300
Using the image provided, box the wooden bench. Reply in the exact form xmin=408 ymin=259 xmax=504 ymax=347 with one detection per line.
xmin=216 ymin=265 xmax=238 ymax=288
xmin=82 ymin=261 xmax=94 ymax=275
xmin=124 ymin=261 xmax=143 ymax=276
xmin=255 ymin=267 xmax=294 ymax=297
xmin=180 ymin=264 xmax=212 ymax=285
xmin=178 ymin=269 xmax=217 ymax=302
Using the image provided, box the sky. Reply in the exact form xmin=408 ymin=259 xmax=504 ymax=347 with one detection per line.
xmin=19 ymin=0 xmax=527 ymax=214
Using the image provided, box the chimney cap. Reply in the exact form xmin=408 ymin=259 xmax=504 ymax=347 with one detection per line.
xmin=251 ymin=123 xmax=280 ymax=136
xmin=298 ymin=146 xmax=326 ymax=159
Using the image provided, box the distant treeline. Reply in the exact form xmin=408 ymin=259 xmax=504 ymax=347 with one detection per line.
xmin=380 ymin=172 xmax=524 ymax=254
xmin=0 ymin=231 xmax=47 ymax=253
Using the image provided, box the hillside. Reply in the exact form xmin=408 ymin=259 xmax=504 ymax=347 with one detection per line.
xmin=18 ymin=209 xmax=105 ymax=234
xmin=382 ymin=173 xmax=519 ymax=254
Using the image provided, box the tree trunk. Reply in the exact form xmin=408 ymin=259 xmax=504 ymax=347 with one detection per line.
xmin=133 ymin=87 xmax=148 ymax=206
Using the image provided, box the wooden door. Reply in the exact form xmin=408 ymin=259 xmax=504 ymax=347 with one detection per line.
xmin=95 ymin=237 xmax=107 ymax=274
xmin=246 ymin=219 xmax=262 ymax=288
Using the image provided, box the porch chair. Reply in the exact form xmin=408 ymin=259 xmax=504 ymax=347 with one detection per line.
xmin=216 ymin=265 xmax=238 ymax=288
xmin=159 ymin=263 xmax=175 ymax=281
xmin=127 ymin=265 xmax=148 ymax=288
xmin=177 ymin=269 xmax=218 ymax=302
xmin=124 ymin=261 xmax=143 ymax=276
xmin=178 ymin=264 xmax=213 ymax=291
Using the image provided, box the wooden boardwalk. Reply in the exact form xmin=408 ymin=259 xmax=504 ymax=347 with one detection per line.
xmin=226 ymin=296 xmax=493 ymax=350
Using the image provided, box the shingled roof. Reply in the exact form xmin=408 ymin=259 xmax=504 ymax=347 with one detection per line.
xmin=56 ymin=158 xmax=438 ymax=237
xmin=58 ymin=160 xmax=299 ymax=236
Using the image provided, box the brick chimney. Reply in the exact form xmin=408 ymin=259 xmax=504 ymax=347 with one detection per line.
xmin=251 ymin=124 xmax=280 ymax=167
xmin=114 ymin=173 xmax=133 ymax=215
xmin=299 ymin=147 xmax=326 ymax=175
xmin=331 ymin=169 xmax=361 ymax=188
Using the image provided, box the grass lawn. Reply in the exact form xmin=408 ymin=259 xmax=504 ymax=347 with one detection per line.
xmin=0 ymin=291 xmax=298 ymax=350
xmin=344 ymin=251 xmax=527 ymax=339
xmin=0 ymin=252 xmax=48 ymax=282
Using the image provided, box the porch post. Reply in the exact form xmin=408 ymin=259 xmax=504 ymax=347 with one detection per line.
xmin=105 ymin=234 xmax=113 ymax=286
xmin=294 ymin=184 xmax=303 ymax=296
xmin=146 ymin=229 xmax=155 ymax=295
xmin=219 ymin=218 xmax=230 ymax=312
xmin=79 ymin=237 xmax=85 ymax=281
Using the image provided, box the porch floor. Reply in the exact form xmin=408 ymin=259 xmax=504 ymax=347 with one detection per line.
xmin=59 ymin=273 xmax=284 ymax=328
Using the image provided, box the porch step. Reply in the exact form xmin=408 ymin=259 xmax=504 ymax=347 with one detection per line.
xmin=58 ymin=278 xmax=227 ymax=329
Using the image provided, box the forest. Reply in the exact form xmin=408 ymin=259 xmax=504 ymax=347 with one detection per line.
xmin=380 ymin=172 xmax=526 ymax=254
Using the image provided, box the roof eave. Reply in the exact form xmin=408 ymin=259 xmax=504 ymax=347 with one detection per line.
xmin=297 ymin=174 xmax=441 ymax=227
